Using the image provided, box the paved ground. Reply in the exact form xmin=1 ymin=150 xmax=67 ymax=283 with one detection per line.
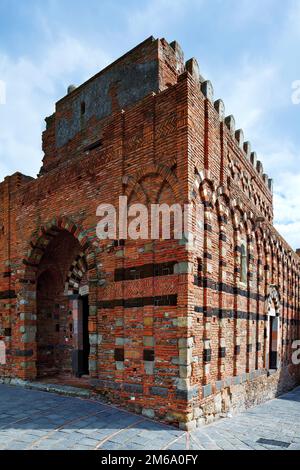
xmin=0 ymin=384 xmax=299 ymax=450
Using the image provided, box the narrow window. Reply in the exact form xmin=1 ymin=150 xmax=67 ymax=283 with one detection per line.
xmin=143 ymin=350 xmax=155 ymax=362
xmin=114 ymin=348 xmax=124 ymax=362
xmin=84 ymin=139 xmax=103 ymax=152
xmin=240 ymin=241 xmax=247 ymax=283
xmin=80 ymin=101 xmax=86 ymax=116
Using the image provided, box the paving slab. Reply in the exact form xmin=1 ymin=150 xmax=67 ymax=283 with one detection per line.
xmin=0 ymin=383 xmax=299 ymax=450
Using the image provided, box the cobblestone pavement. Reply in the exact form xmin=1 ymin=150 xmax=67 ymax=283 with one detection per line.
xmin=0 ymin=384 xmax=299 ymax=450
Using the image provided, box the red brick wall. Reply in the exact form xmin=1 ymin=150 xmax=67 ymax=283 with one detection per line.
xmin=186 ymin=69 xmax=300 ymax=427
xmin=0 ymin=37 xmax=299 ymax=429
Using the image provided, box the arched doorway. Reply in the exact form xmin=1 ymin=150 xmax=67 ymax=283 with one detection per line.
xmin=266 ymin=286 xmax=281 ymax=370
xmin=35 ymin=229 xmax=90 ymax=379
xmin=36 ymin=268 xmax=64 ymax=376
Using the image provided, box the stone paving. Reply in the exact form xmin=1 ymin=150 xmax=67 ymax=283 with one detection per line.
xmin=0 ymin=383 xmax=299 ymax=450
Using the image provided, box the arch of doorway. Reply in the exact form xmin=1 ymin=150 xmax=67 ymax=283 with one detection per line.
xmin=16 ymin=216 xmax=99 ymax=381
xmin=265 ymin=285 xmax=281 ymax=371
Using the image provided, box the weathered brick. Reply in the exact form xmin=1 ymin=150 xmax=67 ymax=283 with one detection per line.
xmin=0 ymin=36 xmax=298 ymax=432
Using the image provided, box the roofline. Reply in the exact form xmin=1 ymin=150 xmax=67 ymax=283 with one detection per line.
xmin=56 ymin=36 xmax=157 ymax=106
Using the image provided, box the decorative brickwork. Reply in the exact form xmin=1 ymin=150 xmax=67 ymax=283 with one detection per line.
xmin=0 ymin=36 xmax=299 ymax=429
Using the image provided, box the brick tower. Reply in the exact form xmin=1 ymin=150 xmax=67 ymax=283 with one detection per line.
xmin=0 ymin=37 xmax=299 ymax=429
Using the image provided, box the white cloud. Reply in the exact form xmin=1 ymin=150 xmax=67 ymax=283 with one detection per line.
xmin=286 ymin=0 xmax=300 ymax=38
xmin=275 ymin=221 xmax=300 ymax=250
xmin=207 ymin=6 xmax=300 ymax=249
xmin=229 ymin=0 xmax=279 ymax=26
xmin=0 ymin=34 xmax=110 ymax=180
xmin=273 ymin=160 xmax=300 ymax=227
xmin=214 ymin=58 xmax=281 ymax=135
xmin=126 ymin=0 xmax=197 ymax=38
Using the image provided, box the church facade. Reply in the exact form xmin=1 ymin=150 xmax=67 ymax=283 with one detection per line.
xmin=0 ymin=37 xmax=299 ymax=429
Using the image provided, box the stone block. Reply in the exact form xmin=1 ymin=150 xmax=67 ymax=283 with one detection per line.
xmin=124 ymin=383 xmax=143 ymax=394
xmin=115 ymin=337 xmax=130 ymax=346
xmin=202 ymin=384 xmax=212 ymax=398
xmin=143 ymin=336 xmax=155 ymax=347
xmin=193 ymin=407 xmax=203 ymax=419
xmin=216 ymin=380 xmax=223 ymax=391
xmin=150 ymin=386 xmax=168 ymax=397
xmin=179 ymin=365 xmax=192 ymax=378
xmin=142 ymin=408 xmax=155 ymax=419
xmin=89 ymin=334 xmax=98 ymax=346
xmin=179 ymin=420 xmax=197 ymax=431
xmin=144 ymin=361 xmax=154 ymax=375
xmin=89 ymin=360 xmax=97 ymax=372
xmin=178 ymin=337 xmax=194 ymax=349
xmin=166 ymin=411 xmax=193 ymax=424
xmin=179 ymin=347 xmax=193 ymax=366
xmin=174 ymin=261 xmax=193 ymax=275
xmin=214 ymin=393 xmax=222 ymax=414
xmin=89 ymin=306 xmax=97 ymax=316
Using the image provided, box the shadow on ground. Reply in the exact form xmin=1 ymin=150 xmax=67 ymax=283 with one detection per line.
xmin=0 ymin=384 xmax=300 ymax=450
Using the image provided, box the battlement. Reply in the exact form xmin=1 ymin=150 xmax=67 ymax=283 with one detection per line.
xmin=41 ymin=37 xmax=273 ymax=195
xmin=184 ymin=57 xmax=273 ymax=195
xmin=41 ymin=36 xmax=185 ymax=173
xmin=1 ymin=36 xmax=299 ymax=430
xmin=0 ymin=172 xmax=34 ymax=189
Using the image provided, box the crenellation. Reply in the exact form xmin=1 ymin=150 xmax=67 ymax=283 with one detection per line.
xmin=214 ymin=99 xmax=225 ymax=120
xmin=243 ymin=141 xmax=251 ymax=159
xmin=201 ymin=80 xmax=214 ymax=103
xmin=67 ymin=84 xmax=77 ymax=95
xmin=256 ymin=160 xmax=264 ymax=175
xmin=224 ymin=115 xmax=235 ymax=134
xmin=262 ymin=174 xmax=269 ymax=185
xmin=185 ymin=58 xmax=201 ymax=82
xmin=235 ymin=129 xmax=244 ymax=148
xmin=268 ymin=178 xmax=273 ymax=193
xmin=0 ymin=36 xmax=298 ymax=430
xmin=250 ymin=151 xmax=257 ymax=167
xmin=169 ymin=40 xmax=185 ymax=73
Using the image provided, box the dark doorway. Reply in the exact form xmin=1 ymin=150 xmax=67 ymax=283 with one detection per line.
xmin=72 ymin=295 xmax=90 ymax=377
xmin=269 ymin=315 xmax=277 ymax=370
xmin=36 ymin=269 xmax=64 ymax=377
xmin=36 ymin=229 xmax=84 ymax=378
xmin=81 ymin=295 xmax=90 ymax=376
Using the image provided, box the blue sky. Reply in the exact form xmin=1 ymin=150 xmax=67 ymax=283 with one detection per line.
xmin=0 ymin=0 xmax=299 ymax=247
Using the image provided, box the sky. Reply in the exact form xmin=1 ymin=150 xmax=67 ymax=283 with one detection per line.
xmin=0 ymin=0 xmax=299 ymax=248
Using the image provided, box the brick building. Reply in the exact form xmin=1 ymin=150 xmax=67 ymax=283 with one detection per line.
xmin=0 ymin=37 xmax=299 ymax=429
